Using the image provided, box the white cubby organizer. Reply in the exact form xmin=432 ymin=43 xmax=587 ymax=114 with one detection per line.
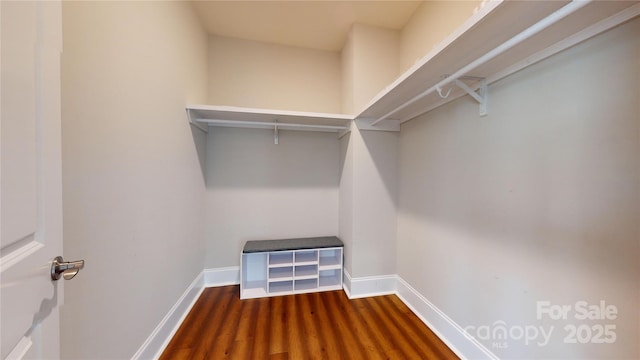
xmin=240 ymin=237 xmax=343 ymax=299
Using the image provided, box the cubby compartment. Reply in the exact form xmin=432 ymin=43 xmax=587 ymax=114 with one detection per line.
xmin=295 ymin=264 xmax=318 ymax=279
xmin=295 ymin=278 xmax=318 ymax=292
xmin=269 ymin=251 xmax=293 ymax=267
xmin=295 ymin=250 xmax=318 ymax=264
xmin=269 ymin=280 xmax=293 ymax=294
xmin=269 ymin=266 xmax=293 ymax=281
xmin=319 ymin=248 xmax=342 ymax=269
xmin=241 ymin=252 xmax=268 ymax=298
xmin=319 ymin=269 xmax=341 ymax=289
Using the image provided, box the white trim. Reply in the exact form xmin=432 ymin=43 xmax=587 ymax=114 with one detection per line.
xmin=342 ymin=269 xmax=397 ymax=299
xmin=396 ymin=277 xmax=498 ymax=360
xmin=131 ymin=272 xmax=205 ymax=360
xmin=203 ymin=266 xmax=240 ymax=287
xmin=342 ymin=269 xmax=352 ymax=298
xmin=0 ymin=240 xmax=43 ymax=273
xmin=6 ymin=335 xmax=32 ymax=360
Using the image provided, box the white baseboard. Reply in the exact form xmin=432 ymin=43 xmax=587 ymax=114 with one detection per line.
xmin=342 ymin=270 xmax=352 ymax=298
xmin=395 ymin=277 xmax=498 ymax=360
xmin=203 ymin=266 xmax=240 ymax=287
xmin=132 ymin=271 xmax=205 ymax=360
xmin=342 ymin=269 xmax=397 ymax=299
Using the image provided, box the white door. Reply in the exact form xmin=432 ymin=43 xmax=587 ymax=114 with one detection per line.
xmin=1 ymin=1 xmax=69 ymax=358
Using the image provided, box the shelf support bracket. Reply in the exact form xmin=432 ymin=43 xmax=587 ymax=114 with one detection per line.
xmin=355 ymin=118 xmax=400 ymax=132
xmin=454 ymin=78 xmax=488 ymax=117
xmin=338 ymin=121 xmax=352 ymax=139
xmin=274 ymin=120 xmax=279 ymax=145
xmin=186 ymin=109 xmax=209 ymax=133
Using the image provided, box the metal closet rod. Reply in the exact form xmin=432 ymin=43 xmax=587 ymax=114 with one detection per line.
xmin=370 ymin=0 xmax=591 ymax=126
xmin=195 ymin=118 xmax=350 ymax=131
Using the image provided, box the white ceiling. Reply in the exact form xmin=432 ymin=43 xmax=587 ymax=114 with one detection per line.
xmin=191 ymin=1 xmax=423 ymax=52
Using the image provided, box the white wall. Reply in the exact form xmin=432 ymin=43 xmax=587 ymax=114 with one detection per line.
xmin=400 ymin=1 xmax=479 ymax=73
xmin=208 ymin=35 xmax=342 ymax=113
xmin=397 ymin=18 xmax=640 ymax=358
xmin=204 ymin=128 xmax=339 ymax=268
xmin=343 ymin=24 xmax=400 ymax=115
xmin=340 ymin=127 xmax=399 ymax=280
xmin=338 ymin=134 xmax=355 ymax=274
xmin=351 ymin=129 xmax=398 ymax=278
xmin=60 ymin=2 xmax=208 ymax=358
xmin=339 ymin=23 xmax=399 ymax=279
xmin=341 ymin=30 xmax=356 ymax=115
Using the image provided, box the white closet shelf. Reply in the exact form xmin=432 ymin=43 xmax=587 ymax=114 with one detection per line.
xmin=187 ymin=1 xmax=639 ymax=134
xmin=357 ymin=0 xmax=640 ymax=125
xmin=186 ymin=104 xmax=352 ymax=134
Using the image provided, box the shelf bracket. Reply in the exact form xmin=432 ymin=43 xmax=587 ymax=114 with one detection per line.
xmin=454 ymin=78 xmax=488 ymax=116
xmin=274 ymin=120 xmax=279 ymax=145
xmin=337 ymin=121 xmax=352 ymax=139
xmin=186 ymin=109 xmax=209 ymax=133
xmin=355 ymin=118 xmax=400 ymax=132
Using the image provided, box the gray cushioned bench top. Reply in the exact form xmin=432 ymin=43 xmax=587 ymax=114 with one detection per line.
xmin=242 ymin=236 xmax=343 ymax=253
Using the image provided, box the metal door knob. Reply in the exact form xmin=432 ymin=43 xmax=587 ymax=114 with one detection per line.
xmin=51 ymin=256 xmax=85 ymax=281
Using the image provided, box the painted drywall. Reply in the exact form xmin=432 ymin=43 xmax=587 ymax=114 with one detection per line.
xmin=208 ymin=35 xmax=342 ymax=113
xmin=60 ymin=2 xmax=208 ymax=358
xmin=341 ymin=30 xmax=356 ymax=115
xmin=339 ymin=23 xmax=399 ymax=279
xmin=397 ymin=18 xmax=640 ymax=358
xmin=347 ymin=24 xmax=400 ymax=115
xmin=204 ymin=127 xmax=340 ymax=268
xmin=339 ymin=126 xmax=399 ymax=280
xmin=351 ymin=128 xmax=399 ymax=278
xmin=338 ymin=133 xmax=354 ymax=275
xmin=400 ymin=1 xmax=480 ymax=73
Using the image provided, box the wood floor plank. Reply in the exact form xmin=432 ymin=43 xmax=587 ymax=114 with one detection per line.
xmin=172 ymin=286 xmax=220 ymax=351
xmin=160 ymin=286 xmax=459 ymax=360
xmin=201 ymin=285 xmax=244 ymax=359
xmin=285 ymin=294 xmax=306 ymax=359
xmin=268 ymin=295 xmax=287 ymax=355
xmin=308 ymin=292 xmax=343 ymax=359
xmin=388 ymin=294 xmax=456 ymax=359
xmin=298 ymin=293 xmax=323 ymax=359
xmin=251 ymin=297 xmax=270 ymax=358
xmin=324 ymin=292 xmax=383 ymax=359
xmin=228 ymin=299 xmax=258 ymax=358
xmin=370 ymin=296 xmax=437 ymax=358
xmin=359 ymin=296 xmax=414 ymax=358
xmin=319 ymin=291 xmax=371 ymax=360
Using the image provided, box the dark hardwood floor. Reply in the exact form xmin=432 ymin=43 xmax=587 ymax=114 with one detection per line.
xmin=160 ymin=285 xmax=459 ymax=359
